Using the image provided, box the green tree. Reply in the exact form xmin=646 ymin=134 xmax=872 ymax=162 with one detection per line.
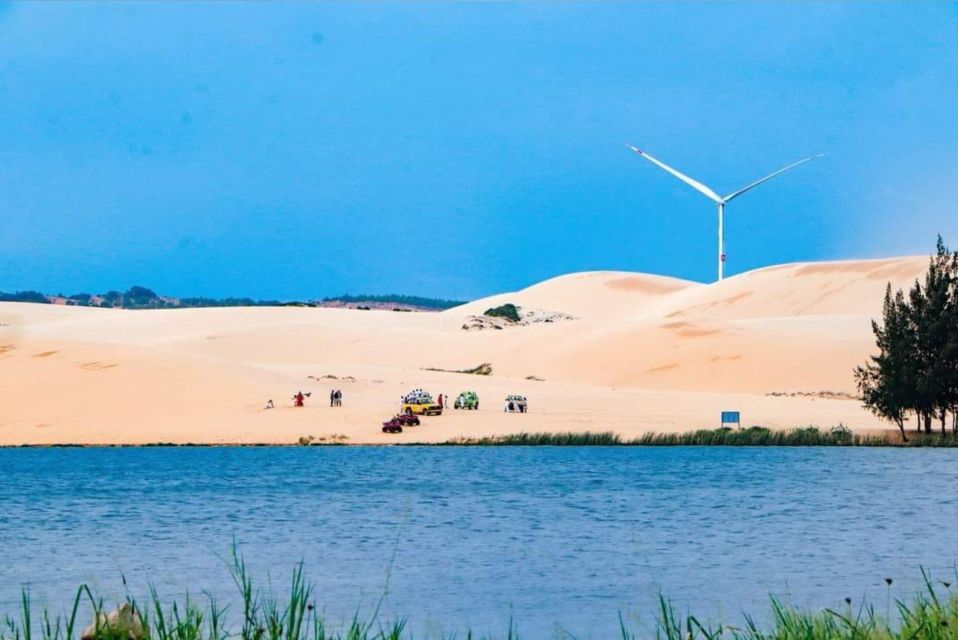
xmin=945 ymin=250 xmax=958 ymax=434
xmin=858 ymin=236 xmax=958 ymax=439
xmin=856 ymin=285 xmax=916 ymax=442
xmin=908 ymin=237 xmax=958 ymax=434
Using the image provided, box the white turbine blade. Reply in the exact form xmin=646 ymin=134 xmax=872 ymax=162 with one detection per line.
xmin=723 ymin=153 xmax=825 ymax=202
xmin=629 ymin=145 xmax=724 ymax=204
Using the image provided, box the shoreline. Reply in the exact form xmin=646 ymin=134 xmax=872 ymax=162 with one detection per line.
xmin=3 ymin=428 xmax=956 ymax=448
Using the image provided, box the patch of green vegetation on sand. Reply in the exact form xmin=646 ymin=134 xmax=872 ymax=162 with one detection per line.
xmin=423 ymin=362 xmax=493 ymax=376
xmin=483 ymin=303 xmax=521 ymax=323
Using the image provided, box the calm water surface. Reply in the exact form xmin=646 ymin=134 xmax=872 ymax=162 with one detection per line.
xmin=0 ymin=447 xmax=955 ymax=638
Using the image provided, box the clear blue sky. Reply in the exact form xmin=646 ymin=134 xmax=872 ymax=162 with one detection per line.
xmin=1 ymin=2 xmax=956 ymax=300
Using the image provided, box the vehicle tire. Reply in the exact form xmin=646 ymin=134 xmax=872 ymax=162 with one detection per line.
xmin=405 ymin=408 xmax=413 ymax=416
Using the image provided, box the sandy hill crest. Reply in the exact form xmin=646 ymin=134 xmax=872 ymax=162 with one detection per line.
xmin=455 ymin=271 xmax=699 ymax=322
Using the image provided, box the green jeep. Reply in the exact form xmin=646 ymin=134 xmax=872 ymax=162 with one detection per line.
xmin=454 ymin=391 xmax=479 ymax=410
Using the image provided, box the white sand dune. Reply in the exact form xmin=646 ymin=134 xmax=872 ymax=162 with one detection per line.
xmin=0 ymin=256 xmax=928 ymax=445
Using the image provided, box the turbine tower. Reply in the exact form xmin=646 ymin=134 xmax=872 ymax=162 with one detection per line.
xmin=628 ymin=146 xmax=824 ymax=281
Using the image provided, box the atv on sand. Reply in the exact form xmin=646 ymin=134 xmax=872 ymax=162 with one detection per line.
xmin=396 ymin=413 xmax=420 ymax=426
xmin=382 ymin=418 xmax=403 ymax=434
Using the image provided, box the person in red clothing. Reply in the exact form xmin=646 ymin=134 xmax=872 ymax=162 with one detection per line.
xmin=293 ymin=391 xmax=305 ymax=407
xmin=438 ymin=393 xmax=444 ymax=408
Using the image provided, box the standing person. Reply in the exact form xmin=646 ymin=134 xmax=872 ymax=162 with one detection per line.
xmin=330 ymin=389 xmax=335 ymax=407
xmin=335 ymin=390 xmax=342 ymax=406
xmin=438 ymin=393 xmax=444 ymax=409
xmin=294 ymin=392 xmax=305 ymax=408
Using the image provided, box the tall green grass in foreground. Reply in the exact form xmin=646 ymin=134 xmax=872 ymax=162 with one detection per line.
xmin=4 ymin=551 xmax=958 ymax=640
xmin=650 ymin=569 xmax=958 ymax=640
xmin=444 ymin=426 xmax=958 ymax=447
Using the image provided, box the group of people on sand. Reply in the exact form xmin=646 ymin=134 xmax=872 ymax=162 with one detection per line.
xmin=504 ymin=399 xmax=526 ymax=413
xmin=264 ymin=389 xmax=342 ymax=409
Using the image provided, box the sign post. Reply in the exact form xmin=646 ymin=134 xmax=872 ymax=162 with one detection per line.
xmin=721 ymin=411 xmax=741 ymax=429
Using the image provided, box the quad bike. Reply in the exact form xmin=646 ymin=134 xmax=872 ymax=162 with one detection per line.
xmin=397 ymin=413 xmax=420 ymax=427
xmin=382 ymin=418 xmax=403 ymax=434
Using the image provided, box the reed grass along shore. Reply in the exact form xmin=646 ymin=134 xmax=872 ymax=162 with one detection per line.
xmin=443 ymin=427 xmax=958 ymax=447
xmin=4 ymin=552 xmax=957 ymax=640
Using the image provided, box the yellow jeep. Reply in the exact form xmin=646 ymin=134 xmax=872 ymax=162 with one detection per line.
xmin=402 ymin=391 xmax=443 ymax=416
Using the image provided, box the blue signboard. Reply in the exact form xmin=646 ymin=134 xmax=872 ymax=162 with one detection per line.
xmin=721 ymin=411 xmax=741 ymax=425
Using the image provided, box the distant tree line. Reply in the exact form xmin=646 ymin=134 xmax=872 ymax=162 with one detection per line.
xmin=0 ymin=290 xmax=50 ymax=303
xmin=321 ymin=294 xmax=465 ymax=310
xmin=0 ymin=285 xmax=290 ymax=309
xmin=856 ymin=237 xmax=958 ymax=441
xmin=177 ymin=297 xmax=287 ymax=308
xmin=0 ymin=286 xmax=465 ymax=310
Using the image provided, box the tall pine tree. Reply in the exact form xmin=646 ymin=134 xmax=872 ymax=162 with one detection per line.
xmin=856 ymin=285 xmax=916 ymax=442
xmin=858 ymin=236 xmax=958 ymax=439
xmin=908 ymin=237 xmax=956 ymax=433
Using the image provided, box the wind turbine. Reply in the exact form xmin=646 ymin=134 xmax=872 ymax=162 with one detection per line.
xmin=628 ymin=146 xmax=824 ymax=281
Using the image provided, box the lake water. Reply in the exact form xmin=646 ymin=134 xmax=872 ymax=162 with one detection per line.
xmin=1 ymin=447 xmax=955 ymax=638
